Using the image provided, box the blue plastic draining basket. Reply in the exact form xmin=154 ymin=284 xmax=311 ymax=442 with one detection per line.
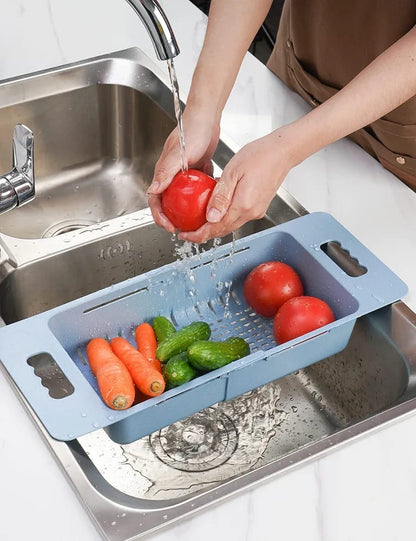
xmin=0 ymin=213 xmax=408 ymax=443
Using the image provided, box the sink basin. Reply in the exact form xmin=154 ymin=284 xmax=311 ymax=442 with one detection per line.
xmin=74 ymin=304 xmax=410 ymax=501
xmin=1 ymin=49 xmax=416 ymax=541
xmin=0 ymin=61 xmax=174 ymax=239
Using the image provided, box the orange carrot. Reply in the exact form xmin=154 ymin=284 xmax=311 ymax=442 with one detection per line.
xmin=135 ymin=322 xmax=162 ymax=372
xmin=86 ymin=337 xmax=135 ymax=410
xmin=110 ymin=336 xmax=165 ymax=397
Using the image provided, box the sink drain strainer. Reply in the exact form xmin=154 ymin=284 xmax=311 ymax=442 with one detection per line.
xmin=41 ymin=219 xmax=97 ymax=238
xmin=149 ymin=408 xmax=238 ymax=472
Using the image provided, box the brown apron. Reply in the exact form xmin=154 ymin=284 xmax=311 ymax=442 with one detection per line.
xmin=267 ymin=0 xmax=416 ymax=189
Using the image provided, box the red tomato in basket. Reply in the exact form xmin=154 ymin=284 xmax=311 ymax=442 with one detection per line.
xmin=161 ymin=169 xmax=216 ymax=232
xmin=243 ymin=261 xmax=304 ymax=317
xmin=273 ymin=295 xmax=335 ymax=344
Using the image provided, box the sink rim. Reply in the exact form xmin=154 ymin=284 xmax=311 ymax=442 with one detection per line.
xmin=0 ymin=47 xmax=168 ymax=110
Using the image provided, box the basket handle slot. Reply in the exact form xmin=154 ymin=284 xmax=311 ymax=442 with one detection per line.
xmin=188 ymin=245 xmax=250 ymax=271
xmin=27 ymin=352 xmax=75 ymax=399
xmin=320 ymin=241 xmax=367 ymax=277
xmin=83 ymin=285 xmax=149 ymax=314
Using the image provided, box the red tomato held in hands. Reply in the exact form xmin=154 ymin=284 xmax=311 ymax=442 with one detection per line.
xmin=161 ymin=169 xmax=216 ymax=232
xmin=243 ymin=261 xmax=304 ymax=317
xmin=273 ymin=295 xmax=335 ymax=344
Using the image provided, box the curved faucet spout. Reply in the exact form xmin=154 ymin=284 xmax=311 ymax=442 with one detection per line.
xmin=124 ymin=0 xmax=180 ymax=61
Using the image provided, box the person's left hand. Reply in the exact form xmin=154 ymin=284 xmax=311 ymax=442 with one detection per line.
xmin=178 ymin=128 xmax=295 ymax=243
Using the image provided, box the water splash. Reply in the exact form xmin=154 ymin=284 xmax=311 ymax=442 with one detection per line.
xmin=171 ymin=239 xmax=205 ymax=305
xmin=211 ymin=232 xmax=237 ymax=318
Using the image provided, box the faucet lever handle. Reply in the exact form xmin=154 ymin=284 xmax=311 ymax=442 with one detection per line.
xmin=10 ymin=124 xmax=35 ymax=206
xmin=0 ymin=124 xmax=35 ymax=214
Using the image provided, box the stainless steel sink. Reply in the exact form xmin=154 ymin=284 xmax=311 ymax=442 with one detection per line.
xmin=1 ymin=49 xmax=416 ymax=541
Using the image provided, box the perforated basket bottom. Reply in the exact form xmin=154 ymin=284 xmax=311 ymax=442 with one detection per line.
xmin=195 ymin=290 xmax=276 ymax=352
xmin=73 ymin=287 xmax=276 ymax=398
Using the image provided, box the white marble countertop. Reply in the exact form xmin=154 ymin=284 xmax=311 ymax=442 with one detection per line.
xmin=0 ymin=1 xmax=416 ymax=540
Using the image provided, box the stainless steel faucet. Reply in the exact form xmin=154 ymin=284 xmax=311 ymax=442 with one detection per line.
xmin=125 ymin=0 xmax=180 ymax=60
xmin=0 ymin=125 xmax=34 ymax=215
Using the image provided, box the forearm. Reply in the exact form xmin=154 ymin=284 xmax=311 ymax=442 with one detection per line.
xmin=186 ymin=0 xmax=273 ymax=120
xmin=284 ymin=25 xmax=416 ymax=166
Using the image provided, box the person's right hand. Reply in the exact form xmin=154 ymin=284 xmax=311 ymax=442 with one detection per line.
xmin=147 ymin=107 xmax=221 ymax=233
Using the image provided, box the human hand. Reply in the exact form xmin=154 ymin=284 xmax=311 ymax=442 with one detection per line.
xmin=178 ymin=128 xmax=296 ymax=244
xmin=147 ymin=107 xmax=220 ymax=233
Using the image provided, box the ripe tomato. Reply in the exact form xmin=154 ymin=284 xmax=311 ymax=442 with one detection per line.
xmin=243 ymin=261 xmax=304 ymax=317
xmin=161 ymin=169 xmax=216 ymax=232
xmin=273 ymin=295 xmax=335 ymax=344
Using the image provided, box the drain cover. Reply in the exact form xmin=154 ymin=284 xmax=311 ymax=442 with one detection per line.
xmin=41 ymin=219 xmax=97 ymax=238
xmin=149 ymin=408 xmax=238 ymax=472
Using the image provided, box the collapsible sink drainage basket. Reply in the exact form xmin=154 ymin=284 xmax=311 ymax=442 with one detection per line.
xmin=0 ymin=213 xmax=408 ymax=443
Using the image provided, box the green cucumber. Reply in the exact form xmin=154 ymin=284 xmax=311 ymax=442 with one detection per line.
xmin=156 ymin=321 xmax=211 ymax=362
xmin=163 ymin=352 xmax=198 ymax=388
xmin=187 ymin=337 xmax=250 ymax=371
xmin=152 ymin=316 xmax=176 ymax=343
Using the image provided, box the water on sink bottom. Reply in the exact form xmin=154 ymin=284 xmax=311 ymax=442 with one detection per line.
xmin=77 ymin=373 xmax=335 ymax=500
